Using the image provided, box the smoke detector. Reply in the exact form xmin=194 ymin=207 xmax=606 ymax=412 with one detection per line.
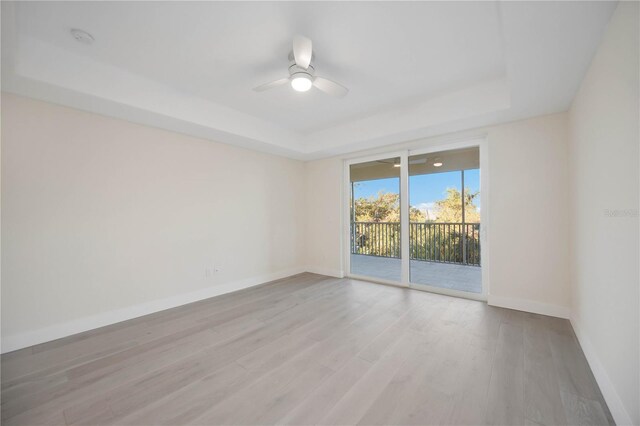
xmin=70 ymin=29 xmax=94 ymax=45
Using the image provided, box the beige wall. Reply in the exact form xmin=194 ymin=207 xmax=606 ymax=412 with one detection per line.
xmin=0 ymin=94 xmax=577 ymax=356
xmin=1 ymin=93 xmax=306 ymax=351
xmin=568 ymin=2 xmax=639 ymax=425
xmin=305 ymin=158 xmax=344 ymax=277
xmin=486 ymin=114 xmax=569 ymax=314
xmin=305 ymin=112 xmax=570 ymax=316
xmin=8 ymin=94 xmax=569 ymax=350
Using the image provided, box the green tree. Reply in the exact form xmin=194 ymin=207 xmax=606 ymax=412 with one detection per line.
xmin=432 ymin=187 xmax=480 ymax=223
xmin=354 ymin=191 xmax=426 ymax=223
xmin=354 ymin=191 xmax=399 ymax=222
xmin=409 ymin=206 xmax=427 ymax=223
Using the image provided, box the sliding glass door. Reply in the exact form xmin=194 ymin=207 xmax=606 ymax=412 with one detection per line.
xmin=348 ymin=156 xmax=402 ymax=282
xmin=408 ymin=149 xmax=482 ymax=293
xmin=345 ymin=144 xmax=485 ymax=300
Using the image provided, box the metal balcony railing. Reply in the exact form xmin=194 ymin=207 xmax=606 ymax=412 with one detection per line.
xmin=351 ymin=222 xmax=481 ymax=266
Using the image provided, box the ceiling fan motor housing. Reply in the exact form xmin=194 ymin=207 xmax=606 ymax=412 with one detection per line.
xmin=288 ymin=64 xmax=314 ymax=77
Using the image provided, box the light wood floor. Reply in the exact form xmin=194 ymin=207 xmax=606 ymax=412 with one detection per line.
xmin=1 ymin=273 xmax=613 ymax=426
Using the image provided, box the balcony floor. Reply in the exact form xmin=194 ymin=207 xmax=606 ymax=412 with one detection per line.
xmin=350 ymin=254 xmax=482 ymax=294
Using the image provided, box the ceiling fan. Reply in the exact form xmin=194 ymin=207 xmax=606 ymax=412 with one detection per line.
xmin=253 ymin=35 xmax=349 ymax=98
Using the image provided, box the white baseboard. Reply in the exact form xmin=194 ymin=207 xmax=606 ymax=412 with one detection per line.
xmin=570 ymin=316 xmax=634 ymax=426
xmin=487 ymin=295 xmax=570 ymax=319
xmin=1 ymin=266 xmax=306 ymax=354
xmin=305 ymin=266 xmax=344 ymax=278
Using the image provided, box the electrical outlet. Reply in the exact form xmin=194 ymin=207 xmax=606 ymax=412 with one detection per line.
xmin=205 ymin=266 xmax=220 ymax=279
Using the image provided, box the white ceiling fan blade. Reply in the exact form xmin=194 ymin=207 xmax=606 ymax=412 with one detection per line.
xmin=313 ymin=77 xmax=349 ymax=98
xmin=409 ymin=158 xmax=427 ymax=165
xmin=293 ymin=35 xmax=312 ymax=69
xmin=253 ymin=78 xmax=289 ymax=92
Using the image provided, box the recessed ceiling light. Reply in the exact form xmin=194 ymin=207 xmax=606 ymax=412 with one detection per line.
xmin=70 ymin=29 xmax=94 ymax=45
xmin=433 ymin=157 xmax=443 ymax=167
xmin=290 ymin=74 xmax=312 ymax=92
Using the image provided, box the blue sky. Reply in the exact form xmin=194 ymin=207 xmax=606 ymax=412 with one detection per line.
xmin=353 ymin=169 xmax=480 ymax=215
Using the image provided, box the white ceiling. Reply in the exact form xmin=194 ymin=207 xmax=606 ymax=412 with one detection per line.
xmin=1 ymin=1 xmax=616 ymax=160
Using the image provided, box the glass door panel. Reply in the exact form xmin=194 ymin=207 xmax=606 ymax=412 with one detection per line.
xmin=349 ymin=157 xmax=402 ymax=282
xmin=408 ymin=148 xmax=482 ymax=293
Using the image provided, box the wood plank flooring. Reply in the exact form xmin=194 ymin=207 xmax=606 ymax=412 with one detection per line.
xmin=1 ymin=273 xmax=614 ymax=425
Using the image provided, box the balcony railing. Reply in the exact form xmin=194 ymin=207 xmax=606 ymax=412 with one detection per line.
xmin=351 ymin=222 xmax=401 ymax=259
xmin=351 ymin=222 xmax=481 ymax=266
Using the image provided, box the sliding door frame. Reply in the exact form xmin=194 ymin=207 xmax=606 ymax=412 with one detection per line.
xmin=343 ymin=137 xmax=489 ymax=302
xmin=343 ymin=150 xmax=408 ymax=288
xmin=405 ymin=138 xmax=489 ymax=301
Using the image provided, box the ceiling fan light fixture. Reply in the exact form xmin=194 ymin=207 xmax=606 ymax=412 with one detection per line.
xmin=291 ymin=74 xmax=312 ymax=92
xmin=253 ymin=35 xmax=348 ymax=97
